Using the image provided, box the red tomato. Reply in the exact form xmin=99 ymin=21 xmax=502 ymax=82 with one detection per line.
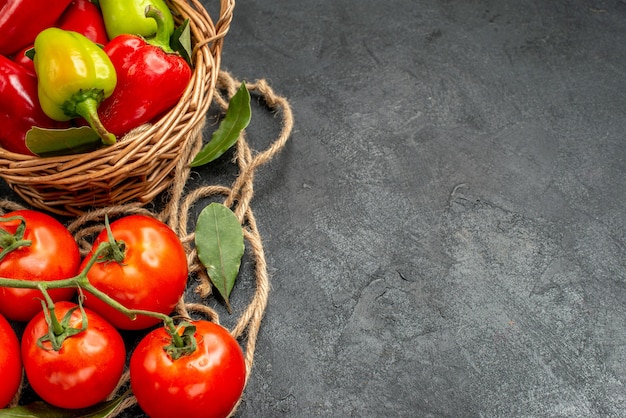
xmin=0 ymin=313 xmax=21 ymax=409
xmin=130 ymin=320 xmax=247 ymax=418
xmin=0 ymin=210 xmax=79 ymax=322
xmin=81 ymin=214 xmax=188 ymax=330
xmin=21 ymin=301 xmax=126 ymax=409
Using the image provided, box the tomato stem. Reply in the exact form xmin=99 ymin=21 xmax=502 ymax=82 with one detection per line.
xmin=37 ymin=295 xmax=89 ymax=351
xmin=103 ymin=215 xmax=126 ymax=263
xmin=0 ymin=240 xmax=179 ymax=333
xmin=38 ymin=283 xmax=64 ymax=337
xmin=164 ymin=317 xmax=185 ymax=348
xmin=80 ymin=279 xmax=175 ymax=324
xmin=0 ymin=215 xmax=33 ymax=261
xmin=35 ymin=284 xmax=89 ymax=351
xmin=164 ymin=321 xmax=197 ymax=358
xmin=0 ymin=276 xmax=76 ymax=289
xmin=76 ymin=241 xmax=115 ymax=283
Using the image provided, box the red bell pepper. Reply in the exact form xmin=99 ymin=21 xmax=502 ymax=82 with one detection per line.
xmin=0 ymin=55 xmax=69 ymax=155
xmin=11 ymin=0 xmax=109 ymax=77
xmin=11 ymin=45 xmax=36 ymax=77
xmin=56 ymin=0 xmax=109 ymax=46
xmin=0 ymin=0 xmax=73 ymax=56
xmin=98 ymin=6 xmax=192 ymax=137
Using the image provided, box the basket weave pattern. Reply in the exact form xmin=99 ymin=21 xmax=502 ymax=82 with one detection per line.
xmin=0 ymin=0 xmax=234 ymax=216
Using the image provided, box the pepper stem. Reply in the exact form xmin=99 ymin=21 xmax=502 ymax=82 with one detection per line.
xmin=145 ymin=5 xmax=175 ymax=53
xmin=74 ymin=97 xmax=116 ymax=145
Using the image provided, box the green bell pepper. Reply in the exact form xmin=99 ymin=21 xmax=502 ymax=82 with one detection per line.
xmin=33 ymin=27 xmax=117 ymax=145
xmin=100 ymin=0 xmax=175 ymax=45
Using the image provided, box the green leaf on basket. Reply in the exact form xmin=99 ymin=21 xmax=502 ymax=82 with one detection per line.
xmin=195 ymin=202 xmax=244 ymax=313
xmin=171 ymin=18 xmax=192 ymax=66
xmin=26 ymin=126 xmax=103 ymax=157
xmin=0 ymin=390 xmax=130 ymax=418
xmin=190 ymin=82 xmax=251 ymax=167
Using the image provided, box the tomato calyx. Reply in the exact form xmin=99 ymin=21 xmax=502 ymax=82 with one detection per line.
xmin=93 ymin=215 xmax=126 ymax=264
xmin=164 ymin=322 xmax=198 ymax=360
xmin=37 ymin=291 xmax=88 ymax=351
xmin=0 ymin=215 xmax=32 ymax=261
xmin=95 ymin=238 xmax=127 ymax=265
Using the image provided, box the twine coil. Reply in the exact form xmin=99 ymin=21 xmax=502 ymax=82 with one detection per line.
xmin=0 ymin=0 xmax=235 ymax=217
xmin=3 ymin=70 xmax=294 ymax=417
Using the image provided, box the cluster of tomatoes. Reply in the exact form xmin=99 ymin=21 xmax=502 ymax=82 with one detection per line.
xmin=0 ymin=209 xmax=246 ymax=418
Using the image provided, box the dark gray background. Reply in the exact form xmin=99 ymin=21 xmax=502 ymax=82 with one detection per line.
xmin=213 ymin=0 xmax=626 ymax=416
xmin=4 ymin=0 xmax=625 ymax=417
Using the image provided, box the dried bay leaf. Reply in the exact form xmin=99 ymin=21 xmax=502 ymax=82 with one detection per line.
xmin=195 ymin=203 xmax=244 ymax=312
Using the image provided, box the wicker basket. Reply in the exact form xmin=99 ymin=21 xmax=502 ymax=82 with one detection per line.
xmin=0 ymin=0 xmax=235 ymax=217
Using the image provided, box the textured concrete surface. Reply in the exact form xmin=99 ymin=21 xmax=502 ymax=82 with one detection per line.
xmin=3 ymin=0 xmax=625 ymax=417
xmin=213 ymin=0 xmax=626 ymax=416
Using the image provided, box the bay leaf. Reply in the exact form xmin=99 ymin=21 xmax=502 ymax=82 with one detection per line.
xmin=170 ymin=18 xmax=192 ymax=66
xmin=195 ymin=203 xmax=244 ymax=312
xmin=26 ymin=126 xmax=103 ymax=157
xmin=190 ymin=82 xmax=251 ymax=167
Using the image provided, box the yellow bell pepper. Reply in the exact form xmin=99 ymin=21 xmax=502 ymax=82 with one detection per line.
xmin=33 ymin=27 xmax=117 ymax=145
